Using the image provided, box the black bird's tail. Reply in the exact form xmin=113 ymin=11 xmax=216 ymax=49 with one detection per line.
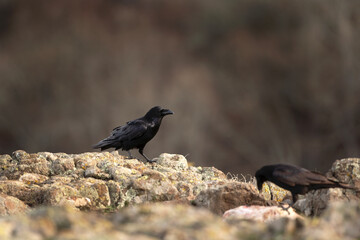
xmin=93 ymin=138 xmax=114 ymax=151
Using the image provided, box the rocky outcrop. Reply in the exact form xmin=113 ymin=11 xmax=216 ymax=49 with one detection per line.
xmin=0 ymin=150 xmax=265 ymax=213
xmin=1 ymin=151 xmax=360 ymax=239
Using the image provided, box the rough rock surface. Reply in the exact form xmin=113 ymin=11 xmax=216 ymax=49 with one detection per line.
xmin=0 ymin=201 xmax=359 ymax=240
xmin=0 ymin=194 xmax=28 ymax=216
xmin=259 ymin=181 xmax=292 ymax=202
xmin=0 ymin=151 xmax=265 ymax=212
xmin=0 ymin=204 xmax=238 ymax=240
xmin=311 ymin=201 xmax=360 ymax=239
xmin=223 ymin=205 xmax=302 ymax=222
xmin=0 ymin=151 xmax=360 ymax=239
xmin=193 ymin=181 xmax=271 ymax=214
xmin=295 ymin=158 xmax=360 ymax=216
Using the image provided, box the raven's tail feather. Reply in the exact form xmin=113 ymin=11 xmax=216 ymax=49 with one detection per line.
xmin=93 ymin=138 xmax=114 ymax=150
xmin=100 ymin=146 xmax=111 ymax=151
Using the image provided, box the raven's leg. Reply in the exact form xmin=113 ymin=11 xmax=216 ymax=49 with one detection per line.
xmin=280 ymin=193 xmax=297 ymax=213
xmin=139 ymin=148 xmax=156 ymax=163
xmin=127 ymin=151 xmax=134 ymax=159
xmin=280 ymin=202 xmax=292 ymax=212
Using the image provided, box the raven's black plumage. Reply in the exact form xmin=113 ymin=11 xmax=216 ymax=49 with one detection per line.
xmin=93 ymin=106 xmax=173 ymax=163
xmin=255 ymin=164 xmax=354 ymax=203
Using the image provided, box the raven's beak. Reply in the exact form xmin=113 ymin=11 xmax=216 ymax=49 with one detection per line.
xmin=161 ymin=109 xmax=174 ymax=116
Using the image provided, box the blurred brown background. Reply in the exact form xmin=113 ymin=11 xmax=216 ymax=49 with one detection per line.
xmin=1 ymin=0 xmax=360 ymax=175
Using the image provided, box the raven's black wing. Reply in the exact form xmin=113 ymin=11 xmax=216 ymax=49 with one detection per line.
xmin=93 ymin=120 xmax=148 ymax=149
xmin=112 ymin=120 xmax=147 ymax=141
xmin=272 ymin=165 xmax=330 ymax=186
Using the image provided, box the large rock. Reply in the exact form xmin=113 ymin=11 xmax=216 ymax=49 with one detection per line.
xmin=301 ymin=201 xmax=360 ymax=240
xmin=295 ymin=158 xmax=360 ymax=216
xmin=329 ymin=158 xmax=360 ymax=189
xmin=223 ymin=205 xmax=302 ymax=222
xmin=258 ymin=181 xmax=291 ymax=202
xmin=193 ymin=181 xmax=268 ymax=214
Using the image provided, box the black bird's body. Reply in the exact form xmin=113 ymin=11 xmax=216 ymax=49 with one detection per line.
xmin=93 ymin=106 xmax=173 ymax=162
xmin=255 ymin=164 xmax=354 ymax=203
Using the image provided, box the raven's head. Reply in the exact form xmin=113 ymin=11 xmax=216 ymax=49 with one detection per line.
xmin=146 ymin=106 xmax=174 ymax=119
xmin=255 ymin=170 xmax=265 ymax=192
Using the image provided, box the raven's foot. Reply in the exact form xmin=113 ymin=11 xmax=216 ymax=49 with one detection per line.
xmin=146 ymin=158 xmax=157 ymax=163
xmin=279 ymin=203 xmax=292 ymax=214
xmin=138 ymin=149 xmax=156 ymax=163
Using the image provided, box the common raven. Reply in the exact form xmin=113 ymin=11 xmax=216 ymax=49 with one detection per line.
xmin=255 ymin=164 xmax=354 ymax=204
xmin=93 ymin=106 xmax=173 ymax=163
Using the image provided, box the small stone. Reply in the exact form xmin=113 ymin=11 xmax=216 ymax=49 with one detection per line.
xmin=52 ymin=158 xmax=76 ymax=175
xmin=200 ymin=167 xmax=227 ymax=181
xmin=37 ymin=152 xmax=58 ymax=162
xmin=0 ymin=154 xmax=12 ymax=165
xmin=153 ymin=153 xmax=188 ymax=170
xmin=12 ymin=150 xmax=30 ymax=162
xmin=19 ymin=173 xmax=49 ymax=184
xmin=0 ymin=176 xmax=8 ymax=181
xmin=84 ymin=166 xmax=100 ymax=178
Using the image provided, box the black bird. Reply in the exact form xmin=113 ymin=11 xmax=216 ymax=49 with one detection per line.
xmin=93 ymin=106 xmax=173 ymax=163
xmin=255 ymin=164 xmax=354 ymax=204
